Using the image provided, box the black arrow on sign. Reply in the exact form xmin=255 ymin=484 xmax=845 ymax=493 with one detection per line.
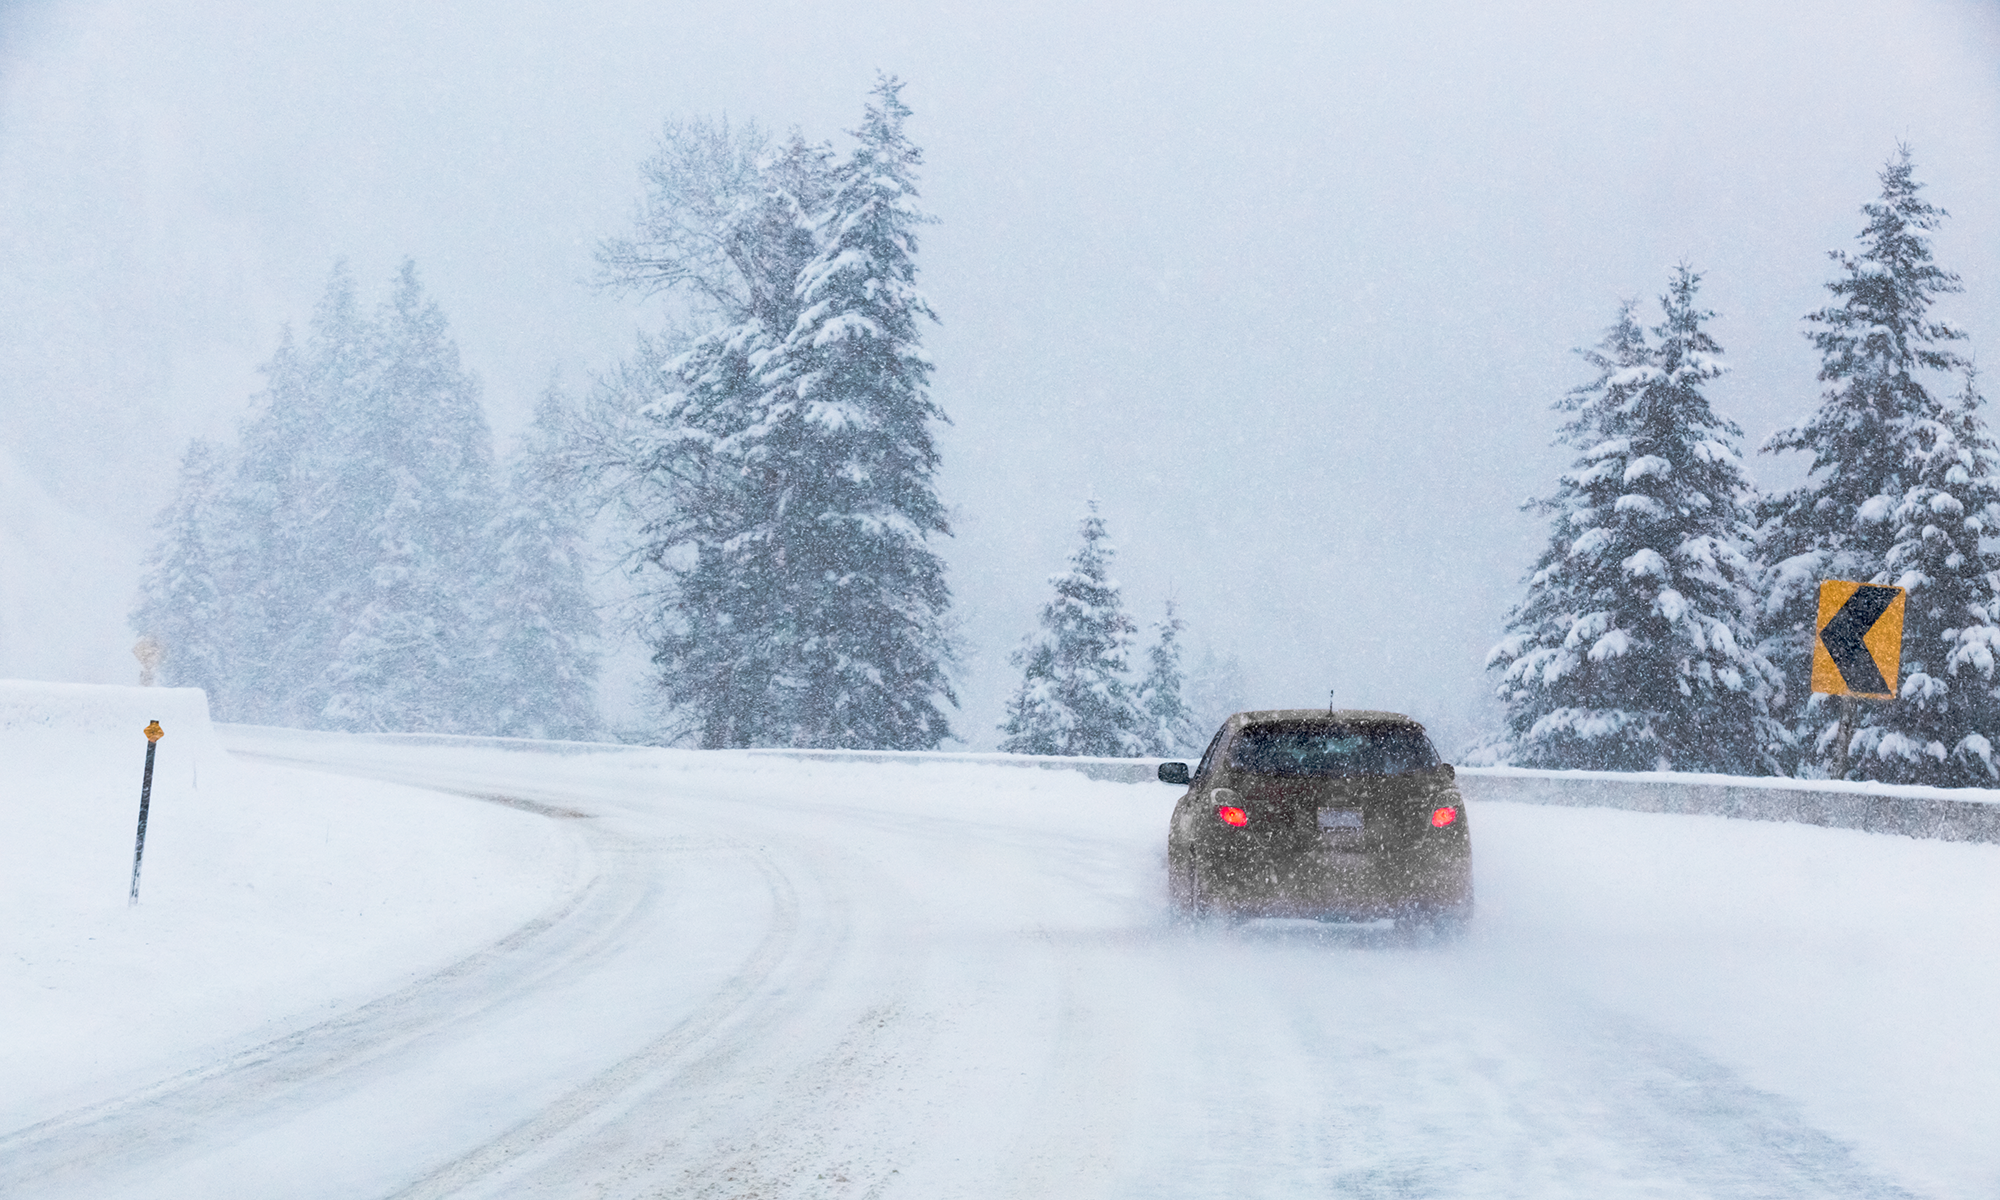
xmin=1821 ymin=585 xmax=1900 ymax=695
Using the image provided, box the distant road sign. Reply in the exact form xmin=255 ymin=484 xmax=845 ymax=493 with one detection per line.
xmin=1811 ymin=581 xmax=1905 ymax=699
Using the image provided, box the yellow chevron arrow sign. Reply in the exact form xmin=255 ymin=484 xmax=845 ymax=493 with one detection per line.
xmin=1810 ymin=580 xmax=1904 ymax=700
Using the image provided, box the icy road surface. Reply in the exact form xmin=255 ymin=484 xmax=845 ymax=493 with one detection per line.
xmin=8 ymin=731 xmax=2000 ymax=1199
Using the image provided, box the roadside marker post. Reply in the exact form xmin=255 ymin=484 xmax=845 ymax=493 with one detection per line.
xmin=1811 ymin=581 xmax=1905 ymax=778
xmin=129 ymin=721 xmax=164 ymax=906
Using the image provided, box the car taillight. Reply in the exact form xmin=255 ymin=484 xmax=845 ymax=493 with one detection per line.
xmin=1430 ymin=806 xmax=1458 ymax=828
xmin=1217 ymin=805 xmax=1249 ymax=827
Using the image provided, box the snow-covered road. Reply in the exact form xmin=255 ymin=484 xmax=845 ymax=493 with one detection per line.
xmin=8 ymin=729 xmax=1999 ymax=1199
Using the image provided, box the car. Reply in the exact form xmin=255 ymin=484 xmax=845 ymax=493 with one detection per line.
xmin=1159 ymin=709 xmax=1472 ymax=933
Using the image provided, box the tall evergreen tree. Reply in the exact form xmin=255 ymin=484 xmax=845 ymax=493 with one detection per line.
xmin=315 ymin=261 xmax=499 ymax=732
xmin=596 ymin=124 xmax=840 ymax=747
xmin=1000 ymin=502 xmax=1143 ymax=757
xmin=138 ymin=260 xmax=511 ymax=733
xmin=1848 ymin=366 xmax=2000 ymax=783
xmin=1136 ymin=599 xmax=1200 ymax=755
xmin=219 ymin=268 xmax=369 ymax=724
xmin=750 ymin=75 xmax=956 ymax=748
xmin=593 ymin=80 xmax=956 ymax=749
xmin=132 ymin=439 xmax=232 ymax=707
xmin=321 ymin=474 xmax=458 ymax=731
xmin=1489 ymin=267 xmax=1781 ymax=772
xmin=1758 ymin=147 xmax=1975 ymax=777
xmin=488 ymin=387 xmax=602 ymax=740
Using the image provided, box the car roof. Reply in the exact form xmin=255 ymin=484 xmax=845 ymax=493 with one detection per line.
xmin=1228 ymin=708 xmax=1427 ymax=730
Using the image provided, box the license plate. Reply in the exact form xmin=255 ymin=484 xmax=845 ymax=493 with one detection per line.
xmin=1317 ymin=808 xmax=1362 ymax=831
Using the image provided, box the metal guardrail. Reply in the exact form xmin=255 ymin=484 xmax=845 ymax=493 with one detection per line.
xmin=744 ymin=752 xmax=2000 ymax=844
xmin=737 ymin=747 xmax=1167 ymax=784
xmin=216 ymin=724 xmax=1170 ymax=781
xmin=215 ymin=723 xmax=649 ymax=758
xmin=1456 ymin=766 xmax=2000 ymax=845
xmin=215 ymin=724 xmax=2000 ymax=844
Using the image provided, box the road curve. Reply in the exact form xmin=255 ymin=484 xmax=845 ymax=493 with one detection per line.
xmin=1 ymin=732 xmax=1955 ymax=1199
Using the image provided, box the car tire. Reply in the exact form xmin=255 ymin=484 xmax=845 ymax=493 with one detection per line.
xmin=1167 ymin=853 xmax=1193 ymax=919
xmin=1169 ymin=854 xmax=1218 ymax=924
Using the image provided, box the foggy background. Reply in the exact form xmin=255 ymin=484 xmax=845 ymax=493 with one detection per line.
xmin=3 ymin=0 xmax=1997 ymax=752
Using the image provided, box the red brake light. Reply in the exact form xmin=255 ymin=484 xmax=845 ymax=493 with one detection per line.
xmin=1430 ymin=806 xmax=1458 ymax=828
xmin=1216 ymin=805 xmax=1249 ymax=828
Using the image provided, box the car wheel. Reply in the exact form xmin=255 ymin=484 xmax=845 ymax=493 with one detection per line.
xmin=1169 ymin=854 xmax=1218 ymax=923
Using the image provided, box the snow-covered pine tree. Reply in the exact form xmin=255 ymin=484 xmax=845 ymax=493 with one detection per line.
xmin=597 ymin=85 xmax=957 ymax=748
xmin=135 ymin=261 xmax=509 ymax=733
xmin=1488 ymin=267 xmax=1781 ymax=772
xmin=1758 ymin=147 xmax=1974 ymax=777
xmin=591 ymin=120 xmax=844 ymax=746
xmin=321 ymin=475 xmax=456 ymax=731
xmin=487 ymin=387 xmax=602 ymax=740
xmin=624 ymin=322 xmax=796 ymax=748
xmin=317 ymin=261 xmax=499 ymax=732
xmin=223 ymin=266 xmax=372 ymax=725
xmin=1135 ymin=599 xmax=1201 ymax=755
xmin=131 ymin=439 xmax=233 ymax=707
xmin=750 ymin=75 xmax=957 ymax=749
xmin=1849 ymin=366 xmax=2000 ymax=783
xmin=999 ymin=502 xmax=1144 ymax=757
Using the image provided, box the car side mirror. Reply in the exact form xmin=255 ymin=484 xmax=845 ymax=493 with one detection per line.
xmin=1441 ymin=763 xmax=1455 ymax=780
xmin=1157 ymin=761 xmax=1191 ymax=785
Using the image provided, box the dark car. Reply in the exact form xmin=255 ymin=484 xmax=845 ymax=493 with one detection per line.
xmin=1160 ymin=709 xmax=1472 ymax=932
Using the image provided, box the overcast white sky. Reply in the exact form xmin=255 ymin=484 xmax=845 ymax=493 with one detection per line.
xmin=3 ymin=0 xmax=1997 ymax=750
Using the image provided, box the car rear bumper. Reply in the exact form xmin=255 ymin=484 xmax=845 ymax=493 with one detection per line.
xmin=1196 ymin=847 xmax=1472 ymax=920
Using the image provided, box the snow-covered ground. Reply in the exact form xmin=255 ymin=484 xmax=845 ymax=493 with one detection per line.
xmin=5 ymin=684 xmax=1999 ymax=1198
xmin=0 ymin=684 xmax=575 ymax=1147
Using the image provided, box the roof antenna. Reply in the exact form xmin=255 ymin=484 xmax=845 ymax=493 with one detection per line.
xmin=1328 ymin=689 xmax=1336 ymax=715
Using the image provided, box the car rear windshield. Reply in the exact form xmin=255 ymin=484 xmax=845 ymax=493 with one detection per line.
xmin=1227 ymin=724 xmax=1440 ymax=777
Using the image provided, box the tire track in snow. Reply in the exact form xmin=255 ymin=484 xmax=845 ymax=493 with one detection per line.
xmin=302 ymin=753 xmax=1933 ymax=1200
xmin=1092 ymin=920 xmax=1926 ymax=1199
xmin=231 ymin=732 xmax=925 ymax=1198
xmin=0 ymin=757 xmax=791 ymax=1200
xmin=204 ymin=745 xmax=836 ymax=1199
xmin=0 ymin=811 xmax=614 ymax=1195
xmin=421 ymin=818 xmax=947 ymax=1199
xmin=382 ymin=843 xmax=810 ymax=1199
xmin=1573 ymin=1009 xmax=1925 ymax=1200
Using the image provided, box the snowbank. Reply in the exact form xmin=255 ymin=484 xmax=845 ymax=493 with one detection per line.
xmin=0 ymin=681 xmax=575 ymax=1128
xmin=0 ymin=678 xmax=213 ymax=736
xmin=0 ymin=678 xmax=227 ymax=793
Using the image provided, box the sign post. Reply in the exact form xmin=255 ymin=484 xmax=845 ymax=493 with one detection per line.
xmin=129 ymin=721 xmax=164 ymax=906
xmin=1811 ymin=581 xmax=1905 ymax=778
